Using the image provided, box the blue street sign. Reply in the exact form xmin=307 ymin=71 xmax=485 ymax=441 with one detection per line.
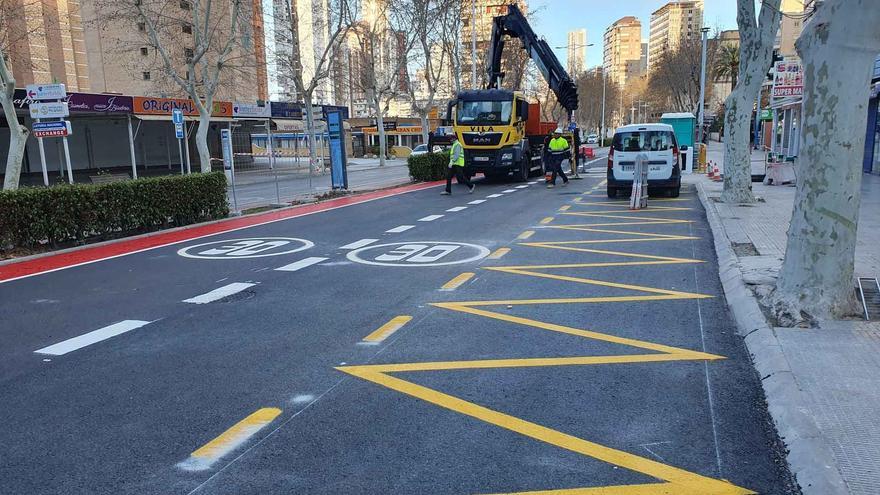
xmin=172 ymin=108 xmax=184 ymax=125
xmin=33 ymin=121 xmax=67 ymax=131
xmin=175 ymin=123 xmax=184 ymax=139
xmin=327 ymin=111 xmax=348 ymax=189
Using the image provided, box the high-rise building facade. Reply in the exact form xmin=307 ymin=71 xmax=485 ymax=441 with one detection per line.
xmin=4 ymin=0 xmax=90 ymax=92
xmin=263 ymin=0 xmax=334 ymax=103
xmin=79 ymin=0 xmax=266 ymax=102
xmin=647 ymin=0 xmax=704 ymax=73
xmin=603 ymin=16 xmax=642 ymax=88
xmin=460 ymin=0 xmax=528 ymax=89
xmin=567 ymin=29 xmax=587 ymax=77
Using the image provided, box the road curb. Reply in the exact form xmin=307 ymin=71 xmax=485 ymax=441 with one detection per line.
xmin=695 ymin=181 xmax=849 ymax=495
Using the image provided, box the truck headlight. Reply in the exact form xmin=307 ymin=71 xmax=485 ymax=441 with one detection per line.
xmin=501 ymin=153 xmax=513 ymax=161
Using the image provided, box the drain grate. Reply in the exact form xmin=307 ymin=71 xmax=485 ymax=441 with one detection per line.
xmin=857 ymin=277 xmax=880 ymax=320
xmin=731 ymin=242 xmax=760 ymax=257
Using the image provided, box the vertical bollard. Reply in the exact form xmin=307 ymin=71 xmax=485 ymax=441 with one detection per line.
xmin=630 ymin=153 xmax=648 ymax=210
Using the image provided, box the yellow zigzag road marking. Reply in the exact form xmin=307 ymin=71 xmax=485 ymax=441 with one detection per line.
xmin=338 ymin=201 xmax=753 ymax=494
xmin=559 ymin=212 xmax=693 ymax=222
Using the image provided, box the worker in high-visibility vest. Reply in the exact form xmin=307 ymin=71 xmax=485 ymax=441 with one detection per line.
xmin=546 ymin=128 xmax=570 ymax=188
xmin=441 ymin=135 xmax=475 ymax=195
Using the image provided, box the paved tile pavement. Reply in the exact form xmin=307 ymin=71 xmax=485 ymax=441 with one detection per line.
xmin=689 ymin=140 xmax=880 ymax=494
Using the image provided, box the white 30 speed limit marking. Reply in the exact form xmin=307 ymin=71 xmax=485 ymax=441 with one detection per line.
xmin=178 ymin=237 xmax=314 ymax=259
xmin=347 ymin=241 xmax=490 ymax=267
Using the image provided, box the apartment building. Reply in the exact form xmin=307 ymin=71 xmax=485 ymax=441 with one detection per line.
xmin=80 ymin=0 xmax=267 ymax=102
xmin=647 ymin=0 xmax=703 ymax=73
xmin=460 ymin=0 xmax=528 ymax=89
xmin=603 ymin=16 xmax=642 ymax=88
xmin=3 ymin=0 xmax=90 ymax=92
xmin=567 ymin=29 xmax=587 ymax=77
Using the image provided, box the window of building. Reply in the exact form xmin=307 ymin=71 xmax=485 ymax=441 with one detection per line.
xmin=140 ymin=47 xmax=148 ymax=56
xmin=143 ymin=71 xmax=151 ymax=80
xmin=182 ymin=23 xmax=192 ymax=34
xmin=184 ymin=47 xmax=194 ymax=61
xmin=180 ymin=0 xmax=191 ymax=9
xmin=138 ymin=22 xmax=146 ymax=32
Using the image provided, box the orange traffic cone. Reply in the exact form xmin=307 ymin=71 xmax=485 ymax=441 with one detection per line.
xmin=712 ymin=163 xmax=723 ymax=181
xmin=707 ymin=161 xmax=715 ymax=179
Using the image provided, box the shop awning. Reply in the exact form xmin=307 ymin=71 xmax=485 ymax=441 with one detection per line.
xmin=133 ymin=114 xmax=234 ymax=122
xmin=273 ymin=119 xmax=305 ymax=131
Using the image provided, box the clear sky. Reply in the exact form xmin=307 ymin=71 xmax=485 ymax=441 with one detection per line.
xmin=529 ymin=0 xmax=739 ymax=69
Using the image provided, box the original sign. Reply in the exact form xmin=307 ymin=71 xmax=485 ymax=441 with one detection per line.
xmin=26 ymin=83 xmax=67 ymax=101
xmin=177 ymin=237 xmax=314 ymax=259
xmin=29 ymin=102 xmax=69 ymax=119
xmin=347 ymin=241 xmax=489 ymax=267
xmin=133 ymin=96 xmax=233 ymax=117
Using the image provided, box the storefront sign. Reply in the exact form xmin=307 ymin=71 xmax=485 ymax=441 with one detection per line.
xmin=327 ymin=110 xmax=348 ymax=189
xmin=68 ymin=94 xmax=133 ymax=113
xmin=133 ymin=96 xmax=232 ymax=117
xmin=29 ymin=102 xmax=69 ymax=119
xmin=772 ymin=61 xmax=803 ymax=99
xmin=32 ymin=120 xmax=72 ymax=138
xmin=760 ymin=109 xmax=773 ymax=121
xmin=270 ymin=101 xmax=303 ymax=119
xmin=233 ymin=101 xmax=271 ymax=118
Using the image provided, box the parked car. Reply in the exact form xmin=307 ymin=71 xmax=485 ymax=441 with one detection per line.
xmin=585 ymin=134 xmax=599 ymax=145
xmin=606 ymin=123 xmax=682 ymax=198
xmin=410 ymin=144 xmax=429 ymax=157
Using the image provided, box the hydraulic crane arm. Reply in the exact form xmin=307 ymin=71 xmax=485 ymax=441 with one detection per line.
xmin=485 ymin=4 xmax=578 ymax=118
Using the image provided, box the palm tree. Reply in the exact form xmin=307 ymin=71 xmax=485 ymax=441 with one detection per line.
xmin=713 ymin=44 xmax=740 ymax=91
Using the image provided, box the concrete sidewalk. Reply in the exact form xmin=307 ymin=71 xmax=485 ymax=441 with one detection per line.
xmin=687 ymin=142 xmax=880 ymax=494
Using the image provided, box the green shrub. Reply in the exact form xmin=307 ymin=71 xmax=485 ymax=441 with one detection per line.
xmin=0 ymin=172 xmax=228 ymax=249
xmin=407 ymin=151 xmax=449 ymax=181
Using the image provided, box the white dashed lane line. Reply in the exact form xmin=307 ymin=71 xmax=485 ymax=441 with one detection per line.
xmin=35 ymin=320 xmax=153 ymax=355
xmin=468 ymin=200 xmax=487 ymax=205
xmin=183 ymin=283 xmax=257 ymax=304
xmin=276 ymin=257 xmax=328 ymax=272
xmin=418 ymin=215 xmax=444 ymax=222
xmin=502 ymin=189 xmax=517 ymax=193
xmin=386 ymin=225 xmax=415 ymax=233
xmin=515 ymin=185 xmax=529 ymax=189
xmin=340 ymin=238 xmax=378 ymax=250
xmin=486 ymin=194 xmax=503 ymax=198
xmin=446 ymin=206 xmax=468 ymax=212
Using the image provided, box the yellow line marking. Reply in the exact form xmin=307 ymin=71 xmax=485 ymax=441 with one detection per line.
xmin=488 ymin=247 xmax=511 ymax=259
xmin=560 ymin=212 xmax=692 ymax=222
xmin=517 ymin=230 xmax=535 ymax=240
xmin=558 ymin=205 xmax=571 ymax=212
xmin=441 ymin=272 xmax=475 ymax=291
xmin=362 ymin=315 xmax=412 ymax=342
xmin=540 ymin=217 xmax=554 ymax=225
xmin=181 ymin=407 xmax=282 ymax=470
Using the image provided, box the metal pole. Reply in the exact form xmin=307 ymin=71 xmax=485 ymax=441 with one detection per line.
xmin=61 ymin=136 xmax=73 ymax=184
xmin=177 ymin=137 xmax=184 ymax=174
xmin=697 ymin=27 xmax=709 ymax=144
xmin=471 ymin=0 xmax=477 ymax=89
xmin=184 ymin=123 xmax=191 ymax=174
xmin=227 ymin=122 xmax=238 ymax=214
xmin=127 ymin=114 xmax=138 ymax=179
xmin=600 ymin=69 xmax=606 ymax=146
xmin=267 ymin=118 xmax=280 ymax=205
xmin=36 ymin=118 xmax=49 ymax=186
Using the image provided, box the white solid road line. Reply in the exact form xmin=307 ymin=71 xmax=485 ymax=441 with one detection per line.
xmin=486 ymin=194 xmax=503 ymax=198
xmin=528 ymin=181 xmax=538 ymax=184
xmin=502 ymin=189 xmax=517 ymax=193
xmin=515 ymin=185 xmax=529 ymax=189
xmin=35 ymin=320 xmax=152 ymax=356
xmin=183 ymin=282 xmax=256 ymax=304
xmin=418 ymin=215 xmax=444 ymax=222
xmin=276 ymin=257 xmax=328 ymax=272
xmin=386 ymin=225 xmax=415 ymax=233
xmin=446 ymin=206 xmax=468 ymax=212
xmin=339 ymin=238 xmax=379 ymax=250
xmin=467 ymin=199 xmax=487 ymax=205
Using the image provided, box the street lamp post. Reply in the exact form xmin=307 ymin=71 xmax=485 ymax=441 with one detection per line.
xmin=697 ymin=27 xmax=710 ymax=144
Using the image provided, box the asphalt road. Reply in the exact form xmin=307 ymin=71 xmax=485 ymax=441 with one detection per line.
xmin=0 ymin=169 xmax=798 ymax=494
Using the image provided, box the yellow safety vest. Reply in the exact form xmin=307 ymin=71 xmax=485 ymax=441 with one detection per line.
xmin=450 ymin=141 xmax=465 ymax=167
xmin=549 ymin=137 xmax=569 ymax=152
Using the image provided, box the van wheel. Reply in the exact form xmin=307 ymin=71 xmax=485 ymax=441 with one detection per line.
xmin=606 ymin=187 xmax=617 ymax=198
xmin=669 ymin=187 xmax=680 ymax=198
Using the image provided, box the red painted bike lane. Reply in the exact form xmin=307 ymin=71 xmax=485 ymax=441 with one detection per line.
xmin=0 ymin=181 xmax=442 ymax=284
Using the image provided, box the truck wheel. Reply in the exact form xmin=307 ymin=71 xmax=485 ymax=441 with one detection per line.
xmin=516 ymin=158 xmax=529 ymax=182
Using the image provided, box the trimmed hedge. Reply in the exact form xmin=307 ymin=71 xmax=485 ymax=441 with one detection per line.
xmin=0 ymin=172 xmax=229 ymax=249
xmin=407 ymin=151 xmax=450 ymax=181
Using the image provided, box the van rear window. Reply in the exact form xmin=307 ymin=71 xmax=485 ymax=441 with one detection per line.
xmin=612 ymin=131 xmax=677 ymax=152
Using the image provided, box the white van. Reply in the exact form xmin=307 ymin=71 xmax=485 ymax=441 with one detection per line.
xmin=606 ymin=123 xmax=682 ymax=198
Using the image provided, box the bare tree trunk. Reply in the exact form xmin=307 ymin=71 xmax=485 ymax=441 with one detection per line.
xmin=193 ymin=97 xmax=213 ymax=173
xmin=772 ymin=0 xmax=880 ymax=324
xmin=303 ymin=93 xmax=321 ymax=173
xmin=419 ymin=112 xmax=429 ymax=146
xmin=720 ymin=0 xmax=781 ymax=204
xmin=1 ymin=49 xmax=28 ymax=190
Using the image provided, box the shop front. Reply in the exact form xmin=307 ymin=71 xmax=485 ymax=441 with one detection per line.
xmin=864 ymin=57 xmax=880 ymax=175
